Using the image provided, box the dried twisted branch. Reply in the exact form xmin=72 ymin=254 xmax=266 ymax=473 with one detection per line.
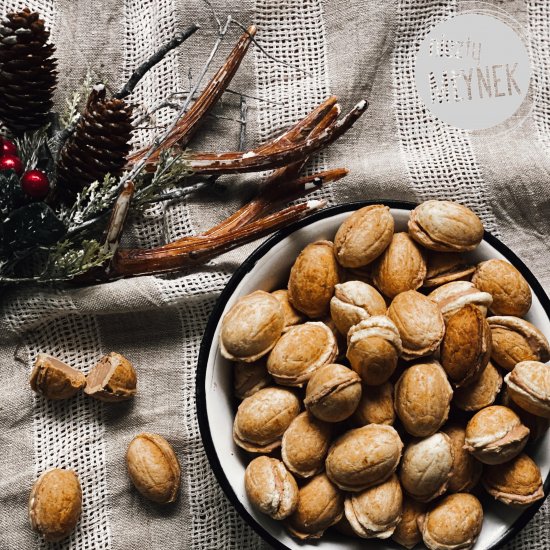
xmin=115 ymin=24 xmax=200 ymax=100
xmin=112 ymin=199 xmax=327 ymax=277
xmin=87 ymin=22 xmax=368 ymax=281
xmin=129 ymin=24 xmax=256 ymax=164
xmin=109 ymin=99 xmax=352 ymax=278
xmin=180 ymin=99 xmax=366 ymax=174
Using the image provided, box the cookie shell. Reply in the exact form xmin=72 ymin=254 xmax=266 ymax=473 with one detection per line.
xmin=267 ymin=322 xmax=337 ymax=386
xmin=220 ymin=291 xmax=285 ymax=362
xmin=288 ymin=240 xmax=340 ymax=318
xmin=325 ymin=424 xmax=403 ymax=492
xmin=344 ymin=474 xmax=403 ymax=539
xmin=233 ymin=387 xmax=300 ymax=453
xmin=334 ymin=204 xmax=394 ymax=268
xmin=464 ymin=405 xmax=530 ymax=465
xmin=244 ymin=456 xmax=299 ymax=520
xmin=408 ymin=200 xmax=484 ymax=252
xmin=387 ymin=291 xmax=445 ymax=360
xmin=472 ymin=259 xmax=532 ymax=317
xmin=394 ymin=361 xmax=453 ymax=437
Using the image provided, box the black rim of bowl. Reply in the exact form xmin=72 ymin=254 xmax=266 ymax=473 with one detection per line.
xmin=196 ymin=200 xmax=550 ymax=550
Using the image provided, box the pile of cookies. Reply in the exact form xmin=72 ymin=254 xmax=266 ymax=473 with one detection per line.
xmin=220 ymin=200 xmax=550 ymax=550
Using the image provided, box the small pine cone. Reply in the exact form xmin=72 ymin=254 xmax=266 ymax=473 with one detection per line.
xmin=0 ymin=8 xmax=57 ymax=134
xmin=57 ymin=85 xmax=133 ymax=199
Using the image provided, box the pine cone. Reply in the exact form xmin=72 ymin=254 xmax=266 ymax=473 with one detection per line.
xmin=0 ymin=8 xmax=57 ymax=134
xmin=56 ymin=85 xmax=133 ymax=200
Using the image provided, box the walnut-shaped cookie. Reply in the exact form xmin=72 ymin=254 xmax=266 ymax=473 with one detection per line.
xmin=504 ymin=360 xmax=550 ymax=418
xmin=428 ymin=280 xmax=493 ymax=322
xmin=271 ymin=289 xmax=305 ymax=330
xmin=394 ymin=360 xmax=453 ymax=437
xmin=344 ymin=474 xmax=403 ymax=539
xmin=423 ymin=251 xmax=475 ymax=289
xmin=329 ymin=280 xmax=386 ymax=336
xmin=453 ymin=361 xmax=502 ymax=412
xmin=442 ymin=424 xmax=482 ymax=493
xmin=408 ymin=200 xmax=484 ymax=252
xmin=472 ymin=259 xmax=532 ymax=317
xmin=419 ymin=493 xmax=483 ymax=550
xmin=233 ymin=359 xmax=272 ymax=400
xmin=352 ymin=381 xmax=395 ymax=426
xmin=304 ymin=363 xmax=361 ymax=422
xmin=501 ymin=386 xmax=550 ymax=442
xmin=244 ymin=456 xmax=298 ymax=520
xmin=399 ymin=433 xmax=454 ymax=503
xmin=233 ymin=387 xmax=300 ymax=453
xmin=334 ymin=204 xmax=394 ymax=268
xmin=488 ymin=316 xmax=550 ymax=371
xmin=281 ymin=411 xmax=332 ymax=478
xmin=220 ymin=291 xmax=284 ymax=362
xmin=392 ymin=496 xmax=425 ymax=549
xmin=325 ymin=424 xmax=403 ymax=492
xmin=387 ymin=291 xmax=445 ymax=360
xmin=287 ymin=240 xmax=340 ymax=318
xmin=267 ymin=322 xmax=337 ymax=386
xmin=372 ymin=232 xmax=427 ymax=299
xmin=464 ymin=405 xmax=529 ymax=465
xmin=440 ymin=304 xmax=492 ymax=388
xmin=285 ymin=473 xmax=344 ymax=540
xmin=482 ymin=454 xmax=544 ymax=507
xmin=346 ymin=316 xmax=402 ymax=385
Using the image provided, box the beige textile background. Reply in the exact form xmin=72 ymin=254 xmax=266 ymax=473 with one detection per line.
xmin=0 ymin=0 xmax=549 ymax=549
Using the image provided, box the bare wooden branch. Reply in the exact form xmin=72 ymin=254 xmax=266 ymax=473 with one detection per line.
xmin=200 ymin=101 xmax=343 ymax=239
xmin=117 ymin=16 xmax=232 ymax=197
xmin=115 ymin=24 xmax=200 ymax=100
xmin=238 ymin=95 xmax=248 ymax=151
xmin=178 ymin=99 xmax=367 ymax=174
xmin=112 ymin=199 xmax=327 ymax=277
xmin=128 ymin=23 xmax=257 ymax=165
xmin=230 ymin=19 xmax=313 ymax=78
xmin=102 ymin=181 xmax=135 ymax=258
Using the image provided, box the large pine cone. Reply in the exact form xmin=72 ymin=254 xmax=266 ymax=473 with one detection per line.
xmin=0 ymin=8 xmax=57 ymax=134
xmin=56 ymin=85 xmax=133 ymax=200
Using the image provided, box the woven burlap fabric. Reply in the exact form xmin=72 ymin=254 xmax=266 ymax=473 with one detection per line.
xmin=0 ymin=0 xmax=549 ymax=549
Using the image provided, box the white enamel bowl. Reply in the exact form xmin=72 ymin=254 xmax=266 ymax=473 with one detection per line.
xmin=197 ymin=201 xmax=550 ymax=550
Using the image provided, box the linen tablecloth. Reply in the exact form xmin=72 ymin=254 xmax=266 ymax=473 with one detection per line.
xmin=0 ymin=0 xmax=549 ymax=548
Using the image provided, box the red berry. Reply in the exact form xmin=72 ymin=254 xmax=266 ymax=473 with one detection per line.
xmin=21 ymin=169 xmax=50 ymax=199
xmin=1 ymin=137 xmax=17 ymax=157
xmin=0 ymin=154 xmax=23 ymax=175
